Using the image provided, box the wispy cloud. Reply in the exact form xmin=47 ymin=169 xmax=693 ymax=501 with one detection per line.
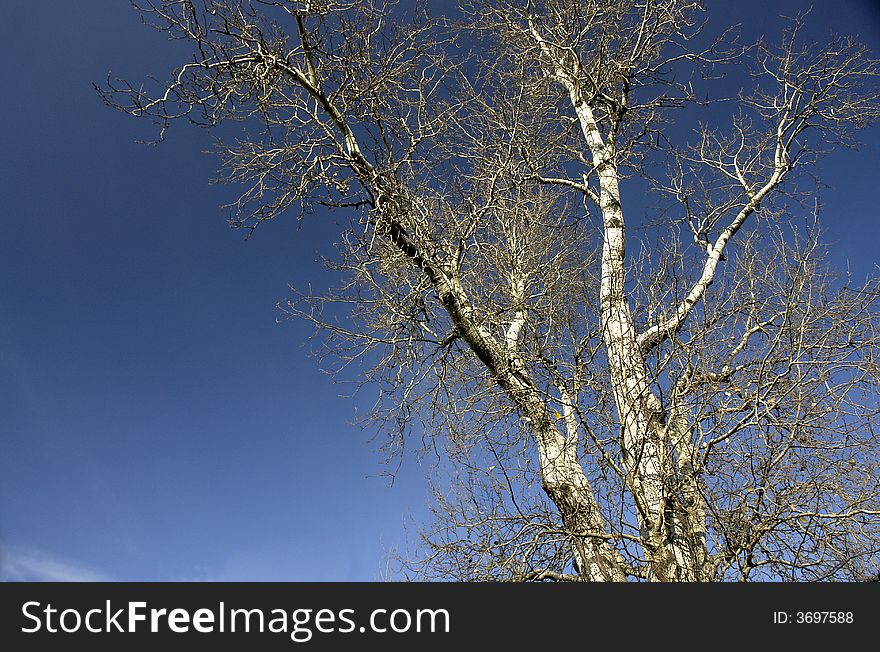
xmin=0 ymin=544 xmax=111 ymax=582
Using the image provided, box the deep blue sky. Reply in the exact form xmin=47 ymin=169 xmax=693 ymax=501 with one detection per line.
xmin=1 ymin=0 xmax=878 ymax=581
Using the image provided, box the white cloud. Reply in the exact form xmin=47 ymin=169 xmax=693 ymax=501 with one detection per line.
xmin=0 ymin=544 xmax=110 ymax=582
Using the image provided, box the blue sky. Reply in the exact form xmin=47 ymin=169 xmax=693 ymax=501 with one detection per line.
xmin=1 ymin=0 xmax=878 ymax=582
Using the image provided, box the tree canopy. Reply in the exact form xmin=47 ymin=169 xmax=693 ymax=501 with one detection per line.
xmin=102 ymin=0 xmax=880 ymax=581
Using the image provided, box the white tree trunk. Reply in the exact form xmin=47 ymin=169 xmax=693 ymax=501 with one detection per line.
xmin=571 ymin=90 xmax=705 ymax=581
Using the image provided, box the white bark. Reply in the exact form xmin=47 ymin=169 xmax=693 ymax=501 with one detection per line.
xmin=530 ymin=19 xmax=708 ymax=578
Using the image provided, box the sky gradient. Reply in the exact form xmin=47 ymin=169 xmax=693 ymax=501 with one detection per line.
xmin=1 ymin=0 xmax=878 ymax=581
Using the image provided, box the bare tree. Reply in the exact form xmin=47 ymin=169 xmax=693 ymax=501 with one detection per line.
xmin=100 ymin=0 xmax=880 ymax=581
